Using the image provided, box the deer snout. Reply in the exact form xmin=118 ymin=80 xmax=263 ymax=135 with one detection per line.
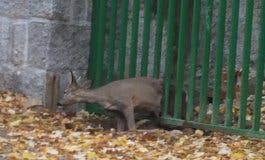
xmin=57 ymin=99 xmax=67 ymax=106
xmin=57 ymin=98 xmax=67 ymax=106
xmin=57 ymin=98 xmax=76 ymax=106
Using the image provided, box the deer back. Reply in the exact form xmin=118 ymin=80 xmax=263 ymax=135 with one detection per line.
xmin=92 ymin=77 xmax=163 ymax=110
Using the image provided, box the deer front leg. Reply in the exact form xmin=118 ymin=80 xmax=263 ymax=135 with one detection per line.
xmin=115 ymin=112 xmax=126 ymax=131
xmin=122 ymin=107 xmax=136 ymax=131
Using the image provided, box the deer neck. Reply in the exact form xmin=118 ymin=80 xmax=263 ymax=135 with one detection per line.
xmin=77 ymin=90 xmax=106 ymax=104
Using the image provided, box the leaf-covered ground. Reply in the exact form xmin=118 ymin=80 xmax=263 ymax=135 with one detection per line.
xmin=1 ymin=91 xmax=265 ymax=160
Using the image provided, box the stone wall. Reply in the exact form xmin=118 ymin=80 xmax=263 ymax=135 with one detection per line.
xmin=0 ymin=0 xmax=92 ymax=104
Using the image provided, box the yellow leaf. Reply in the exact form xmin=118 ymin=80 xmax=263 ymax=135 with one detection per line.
xmin=231 ymin=151 xmax=246 ymax=159
xmin=111 ymin=135 xmax=128 ymax=146
xmin=45 ymin=147 xmax=59 ymax=155
xmin=174 ymin=135 xmax=188 ymax=147
xmin=63 ymin=144 xmax=81 ymax=152
xmin=138 ymin=145 xmax=149 ymax=153
xmin=81 ymin=141 xmax=91 ymax=149
xmin=9 ymin=119 xmax=22 ymax=127
xmin=86 ymin=151 xmax=97 ymax=160
xmin=194 ymin=106 xmax=200 ymax=113
xmin=22 ymin=152 xmax=37 ymax=159
xmin=46 ymin=158 xmax=57 ymax=160
xmin=23 ymin=115 xmax=36 ymax=124
xmin=16 ymin=143 xmax=26 ymax=150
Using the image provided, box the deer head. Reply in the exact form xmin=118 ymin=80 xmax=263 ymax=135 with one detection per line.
xmin=58 ymin=71 xmax=92 ymax=106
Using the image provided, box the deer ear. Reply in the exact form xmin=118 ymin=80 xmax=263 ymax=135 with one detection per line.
xmin=69 ymin=71 xmax=78 ymax=87
xmin=81 ymin=80 xmax=92 ymax=89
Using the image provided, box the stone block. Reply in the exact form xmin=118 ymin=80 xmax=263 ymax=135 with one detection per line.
xmin=86 ymin=0 xmax=92 ymax=22
xmin=28 ymin=22 xmax=51 ymax=69
xmin=47 ymin=23 xmax=90 ymax=70
xmin=0 ymin=65 xmax=19 ymax=91
xmin=72 ymin=0 xmax=87 ymax=23
xmin=0 ymin=18 xmax=11 ymax=63
xmin=16 ymin=67 xmax=46 ymax=102
xmin=29 ymin=0 xmax=71 ymax=21
xmin=28 ymin=22 xmax=90 ymax=70
xmin=11 ymin=23 xmax=27 ymax=66
xmin=0 ymin=65 xmax=46 ymax=102
xmin=0 ymin=0 xmax=28 ymax=18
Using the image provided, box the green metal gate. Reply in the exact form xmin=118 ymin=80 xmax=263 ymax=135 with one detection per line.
xmin=88 ymin=0 xmax=265 ymax=139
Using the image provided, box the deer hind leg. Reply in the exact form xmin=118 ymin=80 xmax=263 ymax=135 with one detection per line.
xmin=154 ymin=108 xmax=161 ymax=118
xmin=122 ymin=107 xmax=136 ymax=131
xmin=107 ymin=110 xmax=126 ymax=131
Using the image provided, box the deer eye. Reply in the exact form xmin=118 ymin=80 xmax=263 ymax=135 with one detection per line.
xmin=64 ymin=89 xmax=68 ymax=95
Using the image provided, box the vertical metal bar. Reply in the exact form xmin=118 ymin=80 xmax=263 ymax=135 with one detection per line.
xmin=94 ymin=0 xmax=106 ymax=87
xmin=88 ymin=0 xmax=99 ymax=80
xmin=162 ymin=0 xmax=177 ymax=116
xmin=174 ymin=0 xmax=189 ymax=118
xmin=153 ymin=0 xmax=164 ymax=78
xmin=141 ymin=0 xmax=152 ymax=76
xmin=225 ymin=0 xmax=240 ymax=127
xmin=186 ymin=0 xmax=201 ymax=121
xmin=129 ymin=0 xmax=140 ymax=78
xmin=252 ymin=0 xmax=265 ymax=131
xmin=238 ymin=0 xmax=254 ymax=129
xmin=86 ymin=0 xmax=106 ymax=114
xmin=118 ymin=0 xmax=129 ymax=79
xmin=211 ymin=0 xmax=227 ymax=125
xmin=198 ymin=0 xmax=214 ymax=122
xmin=107 ymin=0 xmax=118 ymax=82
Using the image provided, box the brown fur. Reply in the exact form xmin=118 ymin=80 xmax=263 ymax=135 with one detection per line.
xmin=58 ymin=72 xmax=163 ymax=131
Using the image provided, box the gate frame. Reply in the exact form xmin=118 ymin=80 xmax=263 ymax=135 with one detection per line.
xmin=87 ymin=0 xmax=265 ymax=139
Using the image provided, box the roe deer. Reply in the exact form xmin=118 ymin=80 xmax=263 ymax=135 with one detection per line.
xmin=58 ymin=71 xmax=163 ymax=131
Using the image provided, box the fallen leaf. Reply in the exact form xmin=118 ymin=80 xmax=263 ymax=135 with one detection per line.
xmin=86 ymin=151 xmax=98 ymax=159
xmin=63 ymin=145 xmax=82 ymax=152
xmin=22 ymin=152 xmax=37 ymax=159
xmin=7 ymin=109 xmax=16 ymax=115
xmin=231 ymin=150 xmax=246 ymax=159
xmin=5 ymin=96 xmax=14 ymax=102
xmin=194 ymin=130 xmax=204 ymax=137
xmin=9 ymin=119 xmax=22 ymax=127
xmin=218 ymin=146 xmax=231 ymax=155
xmin=46 ymin=147 xmax=59 ymax=155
